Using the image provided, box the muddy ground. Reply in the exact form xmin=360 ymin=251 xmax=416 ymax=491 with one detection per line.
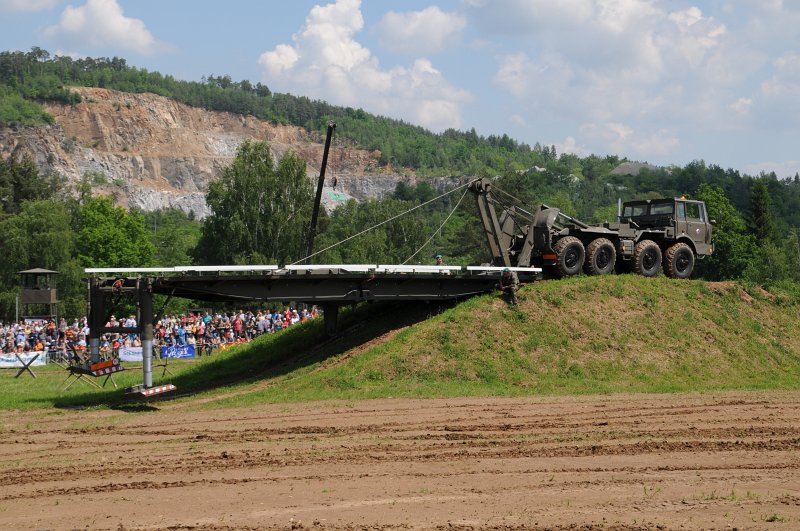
xmin=1 ymin=392 xmax=799 ymax=530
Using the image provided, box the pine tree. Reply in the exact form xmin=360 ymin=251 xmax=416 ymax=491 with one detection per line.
xmin=749 ymin=179 xmax=778 ymax=243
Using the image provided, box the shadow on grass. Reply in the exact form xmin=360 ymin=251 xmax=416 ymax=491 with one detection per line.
xmin=111 ymin=403 xmax=161 ymax=412
xmin=51 ymin=300 xmax=456 ymax=411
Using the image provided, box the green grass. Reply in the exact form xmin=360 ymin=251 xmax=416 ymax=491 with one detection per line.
xmin=2 ymin=276 xmax=800 ymax=411
xmin=0 ymin=91 xmax=54 ymax=126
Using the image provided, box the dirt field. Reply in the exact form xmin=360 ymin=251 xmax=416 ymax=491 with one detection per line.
xmin=1 ymin=391 xmax=799 ymax=530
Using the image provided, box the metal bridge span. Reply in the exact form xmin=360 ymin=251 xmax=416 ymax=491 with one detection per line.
xmin=85 ymin=264 xmax=540 ymax=394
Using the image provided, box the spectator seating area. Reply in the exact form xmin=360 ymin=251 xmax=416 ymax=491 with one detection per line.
xmin=0 ymin=306 xmax=320 ymax=363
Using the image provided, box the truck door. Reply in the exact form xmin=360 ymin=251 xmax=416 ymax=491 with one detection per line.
xmin=683 ymin=201 xmax=709 ymax=244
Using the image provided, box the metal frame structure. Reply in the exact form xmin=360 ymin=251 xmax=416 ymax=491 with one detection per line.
xmin=86 ymin=264 xmax=541 ymax=394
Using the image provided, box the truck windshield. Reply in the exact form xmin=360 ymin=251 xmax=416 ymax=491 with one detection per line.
xmin=650 ymin=203 xmax=673 ymax=215
xmin=623 ymin=205 xmax=647 ymax=217
xmin=623 ymin=203 xmax=673 ymax=217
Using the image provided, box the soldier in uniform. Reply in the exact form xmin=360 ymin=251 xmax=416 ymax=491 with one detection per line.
xmin=499 ymin=267 xmax=519 ymax=305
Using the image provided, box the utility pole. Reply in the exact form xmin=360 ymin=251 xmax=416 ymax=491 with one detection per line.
xmin=305 ymin=122 xmax=336 ymax=263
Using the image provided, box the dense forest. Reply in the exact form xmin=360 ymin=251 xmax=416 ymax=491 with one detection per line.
xmin=0 ymin=48 xmax=799 ymax=320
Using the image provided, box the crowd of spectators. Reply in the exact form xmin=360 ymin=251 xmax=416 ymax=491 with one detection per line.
xmin=0 ymin=306 xmax=319 ymax=360
xmin=143 ymin=307 xmax=318 ymax=356
xmin=0 ymin=317 xmax=80 ymax=355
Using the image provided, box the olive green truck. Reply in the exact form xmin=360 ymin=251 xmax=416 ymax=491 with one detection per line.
xmin=469 ymin=178 xmax=714 ymax=279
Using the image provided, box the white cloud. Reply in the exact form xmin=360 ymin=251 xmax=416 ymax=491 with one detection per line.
xmin=0 ymin=0 xmax=59 ymax=12
xmin=43 ymin=0 xmax=162 ymax=55
xmin=773 ymin=52 xmax=800 ymax=81
xmin=749 ymin=52 xmax=800 ymax=129
xmin=580 ymin=122 xmax=679 ymax=159
xmin=595 ymin=0 xmax=662 ymax=35
xmin=471 ymin=1 xmax=795 ymax=159
xmin=742 ymin=1 xmax=800 ymax=54
xmin=260 ymin=44 xmax=299 ymax=78
xmin=730 ymin=97 xmax=752 ymax=116
xmin=465 ymin=0 xmax=594 ymax=34
xmin=494 ymin=52 xmax=575 ymax=117
xmin=629 ymin=128 xmax=680 ymax=158
xmin=510 ymin=114 xmax=526 ymax=126
xmin=668 ymin=6 xmax=703 ymax=27
xmin=493 ymin=53 xmax=532 ymax=98
xmin=375 ymin=6 xmax=465 ymax=55
xmin=258 ymin=0 xmax=470 ymax=131
xmin=556 ymin=136 xmax=591 ymax=157
xmin=665 ymin=6 xmax=727 ymax=69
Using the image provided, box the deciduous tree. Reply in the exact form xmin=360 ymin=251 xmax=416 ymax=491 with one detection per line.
xmin=695 ymin=183 xmax=757 ymax=280
xmin=77 ymin=197 xmax=154 ymax=268
xmin=193 ymin=140 xmax=312 ymax=265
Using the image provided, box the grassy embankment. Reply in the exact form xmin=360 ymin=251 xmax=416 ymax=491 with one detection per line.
xmin=1 ymin=275 xmax=799 ymax=411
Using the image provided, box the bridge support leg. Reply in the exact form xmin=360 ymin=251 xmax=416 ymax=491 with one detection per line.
xmin=88 ymin=278 xmax=102 ymax=364
xmin=139 ymin=279 xmax=154 ymax=388
xmin=322 ymin=303 xmax=339 ymax=337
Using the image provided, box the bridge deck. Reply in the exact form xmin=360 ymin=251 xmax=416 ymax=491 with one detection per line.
xmin=86 ymin=264 xmax=541 ymax=303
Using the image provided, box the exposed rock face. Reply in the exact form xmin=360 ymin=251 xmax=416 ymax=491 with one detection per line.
xmin=0 ymin=88 xmax=461 ymax=217
xmin=610 ymin=161 xmax=661 ymax=176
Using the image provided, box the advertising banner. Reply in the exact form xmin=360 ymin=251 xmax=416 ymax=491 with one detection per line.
xmin=0 ymin=351 xmax=47 ymax=368
xmin=118 ymin=346 xmax=143 ymax=362
xmin=161 ymin=344 xmax=195 ymax=359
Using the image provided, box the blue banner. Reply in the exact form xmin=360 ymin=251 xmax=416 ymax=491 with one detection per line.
xmin=161 ymin=344 xmax=195 ymax=359
xmin=118 ymin=346 xmax=143 ymax=362
xmin=0 ymin=351 xmax=47 ymax=368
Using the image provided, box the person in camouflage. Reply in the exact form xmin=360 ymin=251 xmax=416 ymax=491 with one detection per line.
xmin=499 ymin=267 xmax=519 ymax=305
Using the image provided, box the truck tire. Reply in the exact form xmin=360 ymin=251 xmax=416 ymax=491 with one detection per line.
xmin=632 ymin=240 xmax=662 ymax=277
xmin=583 ymin=238 xmax=616 ymax=275
xmin=663 ymin=242 xmax=695 ymax=279
xmin=553 ymin=236 xmax=585 ymax=277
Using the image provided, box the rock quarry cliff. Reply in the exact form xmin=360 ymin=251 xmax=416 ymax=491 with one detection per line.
xmin=0 ymin=88 xmax=461 ymax=217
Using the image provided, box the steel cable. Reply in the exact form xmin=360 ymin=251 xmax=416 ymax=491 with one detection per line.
xmin=290 ymin=179 xmax=477 ymax=265
xmin=401 ymin=185 xmax=471 ymax=264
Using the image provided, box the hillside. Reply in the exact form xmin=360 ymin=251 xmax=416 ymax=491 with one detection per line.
xmin=0 ymin=87 xmax=416 ymax=218
xmin=219 ymin=275 xmax=798 ymax=404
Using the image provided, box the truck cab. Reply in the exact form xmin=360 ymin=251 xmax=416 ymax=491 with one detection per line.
xmin=620 ymin=198 xmax=713 ymax=255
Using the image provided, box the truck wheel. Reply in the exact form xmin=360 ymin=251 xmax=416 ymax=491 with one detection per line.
xmin=632 ymin=240 xmax=662 ymax=277
xmin=583 ymin=238 xmax=616 ymax=275
xmin=553 ymin=236 xmax=585 ymax=277
xmin=664 ymin=242 xmax=695 ymax=279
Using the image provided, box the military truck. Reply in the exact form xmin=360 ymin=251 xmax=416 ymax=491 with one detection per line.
xmin=469 ymin=178 xmax=714 ymax=279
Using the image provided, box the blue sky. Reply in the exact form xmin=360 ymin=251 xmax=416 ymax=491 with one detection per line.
xmin=1 ymin=0 xmax=799 ymax=178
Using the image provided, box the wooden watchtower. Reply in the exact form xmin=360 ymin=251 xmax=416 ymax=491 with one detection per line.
xmin=18 ymin=268 xmax=59 ymax=321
